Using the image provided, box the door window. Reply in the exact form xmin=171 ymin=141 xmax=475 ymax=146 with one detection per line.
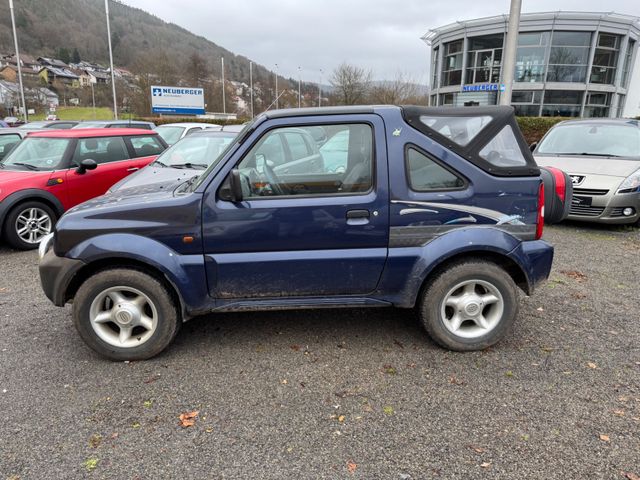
xmin=72 ymin=137 xmax=129 ymax=165
xmin=0 ymin=134 xmax=21 ymax=160
xmin=233 ymin=124 xmax=373 ymax=198
xmin=128 ymin=135 xmax=166 ymax=158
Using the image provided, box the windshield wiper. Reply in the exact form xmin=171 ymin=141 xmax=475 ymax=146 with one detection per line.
xmin=152 ymin=160 xmax=168 ymax=167
xmin=10 ymin=162 xmax=40 ymax=171
xmin=171 ymin=163 xmax=208 ymax=170
xmin=559 ymin=152 xmax=622 ymax=158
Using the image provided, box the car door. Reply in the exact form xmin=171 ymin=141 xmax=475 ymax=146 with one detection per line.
xmin=200 ymin=115 xmax=389 ymax=299
xmin=64 ymin=135 xmax=134 ymax=206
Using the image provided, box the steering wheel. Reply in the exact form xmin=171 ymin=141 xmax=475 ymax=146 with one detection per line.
xmin=262 ymin=161 xmax=287 ymax=196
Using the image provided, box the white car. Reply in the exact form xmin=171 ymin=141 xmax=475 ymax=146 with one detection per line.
xmin=154 ymin=122 xmax=221 ymax=146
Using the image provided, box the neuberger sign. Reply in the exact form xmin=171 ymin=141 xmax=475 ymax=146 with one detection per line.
xmin=151 ymin=85 xmax=205 ymax=115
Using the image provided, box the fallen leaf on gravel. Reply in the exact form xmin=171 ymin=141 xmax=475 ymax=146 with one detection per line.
xmin=571 ymin=292 xmax=587 ymax=299
xmin=281 ymin=379 xmax=288 ymax=385
xmin=449 ymin=374 xmax=465 ymax=385
xmin=624 ymin=472 xmax=640 ymax=480
xmin=468 ymin=445 xmax=486 ymax=454
xmin=83 ymin=458 xmax=99 ymax=472
xmin=88 ymin=434 xmax=102 ymax=449
xmin=540 ymin=346 xmax=554 ymax=353
xmin=338 ymin=415 xmax=345 ymax=423
xmin=131 ymin=422 xmax=141 ymax=429
xmin=290 ymin=344 xmax=301 ymax=351
xmin=613 ymin=409 xmax=625 ymax=417
xmin=619 ymin=396 xmax=629 ymax=402
xmin=505 ymin=370 xmax=514 ymax=377
xmin=205 ymin=427 xmax=214 ymax=433
xmin=599 ymin=434 xmax=610 ymax=442
xmin=383 ymin=365 xmax=397 ymax=375
xmin=179 ymin=411 xmax=199 ymax=428
xmin=143 ymin=400 xmax=153 ymax=408
xmin=383 ymin=406 xmax=395 ymax=416
xmin=347 ymin=461 xmax=358 ymax=473
xmin=587 ymin=362 xmax=598 ymax=369
xmin=561 ymin=270 xmax=588 ymax=282
xmin=536 ymin=307 xmax=544 ymax=312
xmin=480 ymin=462 xmax=492 ymax=468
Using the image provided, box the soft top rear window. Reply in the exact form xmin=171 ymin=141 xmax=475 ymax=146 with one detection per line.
xmin=419 ymin=115 xmax=492 ymax=147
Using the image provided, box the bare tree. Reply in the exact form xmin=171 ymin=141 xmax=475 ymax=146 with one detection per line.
xmin=186 ymin=52 xmax=208 ymax=87
xmin=329 ymin=62 xmax=372 ymax=105
xmin=369 ymin=72 xmax=426 ymax=105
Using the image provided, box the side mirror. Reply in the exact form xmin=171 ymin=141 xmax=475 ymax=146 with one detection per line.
xmin=76 ymin=158 xmax=98 ymax=174
xmin=529 ymin=142 xmax=538 ymax=152
xmin=220 ymin=169 xmax=243 ymax=202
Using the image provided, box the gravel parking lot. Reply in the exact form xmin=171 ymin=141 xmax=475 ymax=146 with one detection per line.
xmin=1 ymin=223 xmax=639 ymax=479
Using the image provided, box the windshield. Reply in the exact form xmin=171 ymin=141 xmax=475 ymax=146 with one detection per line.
xmin=1 ymin=137 xmax=70 ymax=170
xmin=538 ymin=123 xmax=640 ymax=158
xmin=155 ymin=126 xmax=185 ymax=145
xmin=153 ymin=133 xmax=236 ymax=169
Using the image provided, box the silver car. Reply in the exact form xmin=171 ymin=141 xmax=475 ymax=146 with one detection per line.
xmin=534 ymin=119 xmax=640 ymax=225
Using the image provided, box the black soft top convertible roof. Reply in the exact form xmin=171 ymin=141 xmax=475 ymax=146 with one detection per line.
xmin=401 ymin=105 xmax=540 ymax=177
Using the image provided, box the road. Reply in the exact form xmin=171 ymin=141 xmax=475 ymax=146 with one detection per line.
xmin=1 ymin=224 xmax=639 ymax=479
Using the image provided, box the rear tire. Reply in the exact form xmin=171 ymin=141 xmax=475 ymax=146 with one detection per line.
xmin=3 ymin=201 xmax=56 ymax=250
xmin=419 ymin=260 xmax=519 ymax=351
xmin=73 ymin=268 xmax=181 ymax=361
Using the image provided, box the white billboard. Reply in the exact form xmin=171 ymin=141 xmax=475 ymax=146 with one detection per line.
xmin=151 ymin=86 xmax=205 ymax=115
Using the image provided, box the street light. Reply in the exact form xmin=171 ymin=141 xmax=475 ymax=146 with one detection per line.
xmin=249 ymin=61 xmax=254 ymax=118
xmin=275 ymin=63 xmax=279 ymax=109
xmin=318 ymin=68 xmax=324 ymax=107
xmin=298 ymin=66 xmax=301 ymax=108
xmin=221 ymin=56 xmax=226 ymax=114
xmin=9 ymin=0 xmax=27 ymax=122
xmin=105 ymin=0 xmax=118 ymax=120
xmin=499 ymin=0 xmax=522 ymax=106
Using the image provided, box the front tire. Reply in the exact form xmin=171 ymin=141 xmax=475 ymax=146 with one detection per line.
xmin=73 ymin=269 xmax=180 ymax=361
xmin=419 ymin=260 xmax=519 ymax=351
xmin=3 ymin=201 xmax=56 ymax=250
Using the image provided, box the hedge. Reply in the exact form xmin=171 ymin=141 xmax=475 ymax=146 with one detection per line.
xmin=516 ymin=116 xmax=568 ymax=145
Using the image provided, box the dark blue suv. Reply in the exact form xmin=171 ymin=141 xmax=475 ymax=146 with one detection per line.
xmin=39 ymin=106 xmax=554 ymax=360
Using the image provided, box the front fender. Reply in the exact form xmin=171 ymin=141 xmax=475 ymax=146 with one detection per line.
xmin=378 ymin=227 xmax=538 ymax=308
xmin=66 ymin=233 xmax=207 ymax=316
xmin=0 ymin=188 xmax=65 ymax=227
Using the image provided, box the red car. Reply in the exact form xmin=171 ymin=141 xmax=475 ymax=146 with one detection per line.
xmin=0 ymin=128 xmax=167 ymax=249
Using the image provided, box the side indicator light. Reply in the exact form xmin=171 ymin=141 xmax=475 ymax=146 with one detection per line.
xmin=182 ymin=236 xmax=195 ymax=244
xmin=46 ymin=178 xmax=64 ymax=186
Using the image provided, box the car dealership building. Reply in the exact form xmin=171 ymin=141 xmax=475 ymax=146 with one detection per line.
xmin=423 ymin=11 xmax=640 ymax=118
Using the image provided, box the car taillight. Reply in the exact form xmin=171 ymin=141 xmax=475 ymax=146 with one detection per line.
xmin=547 ymin=166 xmax=566 ymax=203
xmin=536 ymin=181 xmax=545 ymax=240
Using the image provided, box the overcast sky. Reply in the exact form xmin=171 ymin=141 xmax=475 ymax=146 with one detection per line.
xmin=123 ymin=0 xmax=638 ymax=83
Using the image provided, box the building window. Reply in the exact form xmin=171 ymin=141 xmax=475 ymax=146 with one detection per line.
xmin=442 ymin=40 xmax=463 ymax=86
xmin=431 ymin=46 xmax=440 ymax=88
xmin=465 ymin=34 xmax=503 ymax=84
xmin=547 ymin=31 xmax=591 ymax=83
xmin=541 ymin=90 xmax=584 ymax=117
xmin=515 ymin=32 xmax=550 ymax=82
xmin=583 ymin=92 xmax=611 ymax=118
xmin=439 ymin=93 xmax=456 ymax=105
xmin=511 ymin=90 xmax=542 ymax=116
xmin=590 ymin=33 xmax=620 ymax=85
xmin=621 ymin=40 xmax=635 ymax=88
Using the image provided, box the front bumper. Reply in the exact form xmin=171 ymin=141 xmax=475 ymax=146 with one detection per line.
xmin=569 ymin=190 xmax=640 ymax=224
xmin=39 ymin=249 xmax=85 ymax=306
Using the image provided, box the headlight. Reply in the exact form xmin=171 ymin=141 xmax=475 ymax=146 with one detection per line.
xmin=38 ymin=232 xmax=54 ymax=261
xmin=617 ymin=169 xmax=640 ymax=194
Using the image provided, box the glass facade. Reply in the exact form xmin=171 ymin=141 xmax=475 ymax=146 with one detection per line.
xmin=442 ymin=40 xmax=463 ymax=86
xmin=465 ymin=34 xmax=503 ymax=84
xmin=590 ymin=33 xmax=620 ymax=84
xmin=429 ymin=14 xmax=639 ymax=117
xmin=547 ymin=31 xmax=591 ymax=82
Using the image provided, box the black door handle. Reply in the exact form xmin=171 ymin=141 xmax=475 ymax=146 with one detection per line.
xmin=346 ymin=209 xmax=370 ymax=220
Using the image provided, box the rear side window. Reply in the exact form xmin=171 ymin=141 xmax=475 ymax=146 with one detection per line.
xmin=479 ymin=125 xmax=527 ymax=167
xmin=420 ymin=115 xmax=492 ymax=146
xmin=129 ymin=135 xmax=165 ymax=158
xmin=406 ymin=147 xmax=465 ymax=191
xmin=73 ymin=136 xmax=129 ymax=165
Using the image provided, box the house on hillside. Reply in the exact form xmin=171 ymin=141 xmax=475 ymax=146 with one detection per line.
xmin=1 ymin=53 xmax=40 ymax=72
xmin=0 ymin=80 xmax=18 ymax=109
xmin=39 ymin=66 xmax=80 ymax=88
xmin=0 ymin=65 xmax=40 ymax=83
xmin=37 ymin=57 xmax=70 ymax=69
xmin=36 ymin=87 xmax=59 ymax=107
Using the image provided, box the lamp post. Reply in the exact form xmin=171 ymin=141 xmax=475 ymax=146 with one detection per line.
xmin=9 ymin=0 xmax=27 ymax=122
xmin=221 ymin=57 xmax=226 ymax=114
xmin=499 ymin=0 xmax=522 ymax=106
xmin=298 ymin=66 xmax=302 ymax=108
xmin=275 ymin=63 xmax=279 ymax=109
xmin=249 ymin=61 xmax=254 ymax=118
xmin=318 ymin=68 xmax=323 ymax=107
xmin=105 ymin=0 xmax=118 ymax=119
